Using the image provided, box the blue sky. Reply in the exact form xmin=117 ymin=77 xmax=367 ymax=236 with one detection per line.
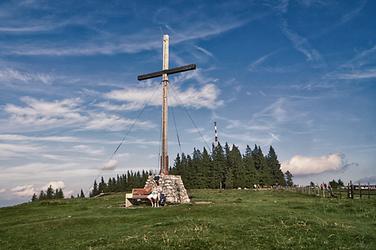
xmin=0 ymin=0 xmax=375 ymax=206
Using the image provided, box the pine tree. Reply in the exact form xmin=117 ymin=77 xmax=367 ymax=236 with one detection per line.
xmin=80 ymin=189 xmax=85 ymax=198
xmin=31 ymin=193 xmax=38 ymax=202
xmin=39 ymin=190 xmax=46 ymax=200
xmin=223 ymin=143 xmax=233 ymax=189
xmin=91 ymin=180 xmax=98 ymax=197
xmin=232 ymin=145 xmax=248 ymax=188
xmin=56 ymin=188 xmax=64 ymax=199
xmin=46 ymin=185 xmax=54 ymax=199
xmin=98 ymin=176 xmax=106 ymax=193
xmin=338 ymin=179 xmax=344 ymax=187
xmin=243 ymin=145 xmax=257 ymax=187
xmin=252 ymin=145 xmax=269 ymax=185
xmin=266 ymin=146 xmax=286 ymax=186
xmin=211 ymin=143 xmax=226 ymax=189
xmin=285 ymin=171 xmax=293 ymax=187
xmin=200 ymin=147 xmax=212 ymax=188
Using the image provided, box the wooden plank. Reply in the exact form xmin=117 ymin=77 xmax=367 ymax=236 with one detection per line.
xmin=137 ymin=64 xmax=196 ymax=80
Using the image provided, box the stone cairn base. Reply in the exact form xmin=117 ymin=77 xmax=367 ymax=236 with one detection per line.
xmin=144 ymin=175 xmax=190 ymax=204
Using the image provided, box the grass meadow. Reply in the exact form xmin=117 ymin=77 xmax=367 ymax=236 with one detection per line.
xmin=0 ymin=189 xmax=375 ymax=249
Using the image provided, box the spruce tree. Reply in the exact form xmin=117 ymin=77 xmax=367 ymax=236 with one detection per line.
xmin=252 ymin=145 xmax=269 ymax=185
xmin=200 ymin=147 xmax=212 ymax=188
xmin=285 ymin=171 xmax=293 ymax=187
xmin=338 ymin=179 xmax=344 ymax=187
xmin=98 ymin=177 xmax=106 ymax=193
xmin=57 ymin=188 xmax=64 ymax=199
xmin=46 ymin=185 xmax=54 ymax=199
xmin=80 ymin=189 xmax=85 ymax=198
xmin=229 ymin=144 xmax=246 ymax=188
xmin=243 ymin=145 xmax=257 ymax=187
xmin=223 ymin=143 xmax=232 ymax=189
xmin=211 ymin=143 xmax=226 ymax=189
xmin=31 ymin=193 xmax=38 ymax=202
xmin=92 ymin=180 xmax=98 ymax=197
xmin=39 ymin=190 xmax=46 ymax=200
xmin=266 ymin=146 xmax=286 ymax=186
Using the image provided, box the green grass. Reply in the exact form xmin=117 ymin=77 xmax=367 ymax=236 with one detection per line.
xmin=1 ymin=190 xmax=375 ymax=249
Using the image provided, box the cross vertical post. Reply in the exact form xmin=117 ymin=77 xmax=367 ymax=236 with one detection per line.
xmin=161 ymin=35 xmax=169 ymax=175
xmin=137 ymin=34 xmax=196 ymax=176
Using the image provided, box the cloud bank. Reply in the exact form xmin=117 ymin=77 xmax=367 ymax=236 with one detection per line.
xmin=281 ymin=153 xmax=353 ymax=176
xmin=102 ymin=159 xmax=118 ymax=171
xmin=11 ymin=185 xmax=36 ymax=197
xmin=105 ymin=83 xmax=221 ymax=110
xmin=11 ymin=181 xmax=67 ymax=197
xmin=2 ymin=97 xmax=154 ymax=132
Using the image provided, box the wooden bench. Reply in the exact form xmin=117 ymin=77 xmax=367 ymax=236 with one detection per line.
xmin=125 ymin=188 xmax=151 ymax=207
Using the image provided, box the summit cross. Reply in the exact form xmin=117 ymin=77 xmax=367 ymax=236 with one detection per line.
xmin=137 ymin=34 xmax=196 ymax=175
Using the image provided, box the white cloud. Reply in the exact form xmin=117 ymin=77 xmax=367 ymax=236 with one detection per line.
xmin=3 ymin=16 xmax=248 ymax=56
xmin=11 ymin=185 xmax=35 ymax=197
xmin=42 ymin=181 xmax=65 ymax=190
xmin=0 ymin=143 xmax=43 ymax=158
xmin=186 ymin=127 xmax=205 ymax=134
xmin=102 ymin=159 xmax=118 ymax=171
xmin=84 ymin=112 xmax=154 ymax=131
xmin=95 ymin=101 xmax=143 ymax=112
xmin=0 ymin=134 xmax=79 ymax=143
xmin=194 ymin=45 xmax=214 ymax=58
xmin=280 ymin=19 xmax=322 ymax=62
xmin=281 ymin=153 xmax=351 ymax=175
xmin=72 ymin=144 xmax=104 ymax=156
xmin=253 ymin=98 xmax=288 ymax=123
xmin=105 ymin=84 xmax=221 ymax=110
xmin=274 ymin=0 xmax=289 ymax=13
xmin=4 ymin=97 xmax=84 ymax=128
xmin=339 ymin=0 xmax=366 ymax=25
xmin=10 ymin=181 xmax=66 ymax=197
xmin=330 ymin=68 xmax=376 ymax=80
xmin=1 ymin=162 xmax=95 ymax=181
xmin=3 ymin=97 xmax=154 ymax=132
xmin=0 ymin=68 xmax=53 ymax=84
xmin=248 ymin=51 xmax=277 ymax=72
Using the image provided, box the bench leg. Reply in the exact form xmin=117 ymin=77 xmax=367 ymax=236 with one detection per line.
xmin=125 ymin=198 xmax=133 ymax=208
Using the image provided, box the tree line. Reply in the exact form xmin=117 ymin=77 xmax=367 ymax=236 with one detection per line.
xmin=31 ymin=185 xmax=64 ymax=202
xmin=170 ymin=143 xmax=291 ymax=189
xmin=34 ymin=143 xmax=291 ymax=201
xmin=88 ymin=143 xmax=292 ymax=196
xmin=89 ymin=170 xmax=151 ymax=197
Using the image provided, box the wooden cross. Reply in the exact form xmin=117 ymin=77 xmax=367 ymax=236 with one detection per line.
xmin=137 ymin=34 xmax=196 ymax=175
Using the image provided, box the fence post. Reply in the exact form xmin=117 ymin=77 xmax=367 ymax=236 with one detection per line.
xmin=368 ymin=182 xmax=370 ymax=199
xmin=350 ymin=181 xmax=354 ymax=199
xmin=359 ymin=182 xmax=362 ymax=199
xmin=347 ymin=183 xmax=350 ymax=198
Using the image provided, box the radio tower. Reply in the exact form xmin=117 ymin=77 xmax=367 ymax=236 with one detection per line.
xmin=214 ymin=121 xmax=218 ymax=147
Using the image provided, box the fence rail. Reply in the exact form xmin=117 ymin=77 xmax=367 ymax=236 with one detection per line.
xmin=286 ymin=181 xmax=376 ymax=199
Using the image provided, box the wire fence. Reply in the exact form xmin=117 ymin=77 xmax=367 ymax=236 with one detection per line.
xmin=285 ymin=181 xmax=376 ymax=199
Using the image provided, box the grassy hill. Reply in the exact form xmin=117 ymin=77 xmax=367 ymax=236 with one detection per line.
xmin=0 ymin=190 xmax=375 ymax=249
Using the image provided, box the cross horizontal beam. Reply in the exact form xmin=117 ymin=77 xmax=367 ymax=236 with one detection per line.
xmin=137 ymin=64 xmax=196 ymax=81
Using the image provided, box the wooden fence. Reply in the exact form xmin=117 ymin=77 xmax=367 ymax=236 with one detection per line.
xmin=285 ymin=181 xmax=376 ymax=199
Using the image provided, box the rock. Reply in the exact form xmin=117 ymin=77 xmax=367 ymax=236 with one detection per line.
xmin=144 ymin=175 xmax=190 ymax=204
